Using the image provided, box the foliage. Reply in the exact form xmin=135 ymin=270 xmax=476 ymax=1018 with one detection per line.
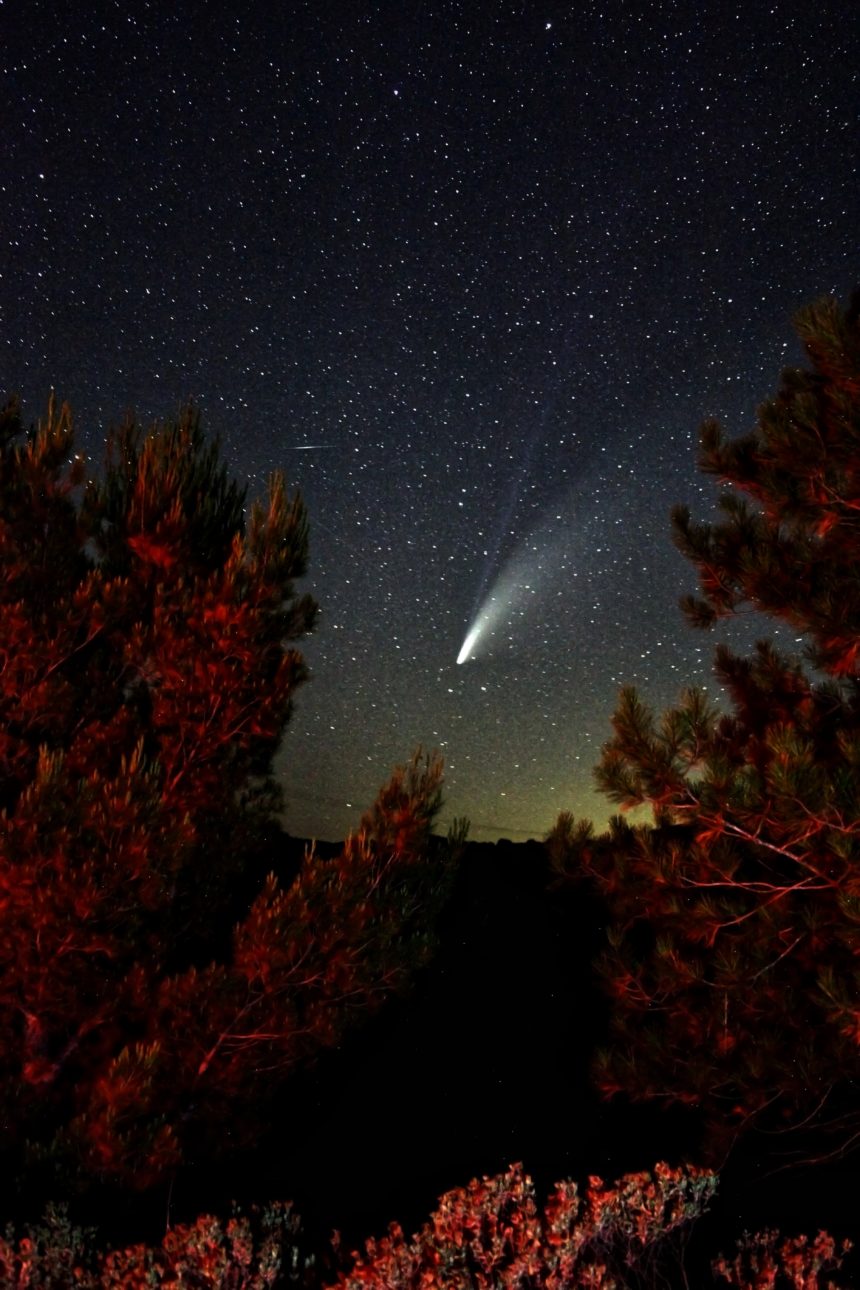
xmin=713 ymin=1228 xmax=853 ymax=1290
xmin=0 ymin=1172 xmax=849 ymax=1289
xmin=548 ymin=292 xmax=860 ymax=1153
xmin=0 ymin=1198 xmax=315 ymax=1287
xmin=0 ymin=1202 xmax=99 ymax=1289
xmin=0 ymin=397 xmax=462 ymax=1195
xmin=328 ymin=1160 xmax=717 ymax=1289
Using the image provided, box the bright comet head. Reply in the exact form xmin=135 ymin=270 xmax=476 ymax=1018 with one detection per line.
xmin=456 ymin=625 xmax=482 ymax=665
xmin=456 ymin=591 xmax=506 ymax=664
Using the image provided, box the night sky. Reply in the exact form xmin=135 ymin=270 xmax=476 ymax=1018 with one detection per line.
xmin=4 ymin=1 xmax=856 ymax=844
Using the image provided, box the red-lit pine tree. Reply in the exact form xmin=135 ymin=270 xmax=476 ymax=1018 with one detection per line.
xmin=549 ymin=292 xmax=860 ymax=1159
xmin=0 ymin=397 xmax=463 ymax=1195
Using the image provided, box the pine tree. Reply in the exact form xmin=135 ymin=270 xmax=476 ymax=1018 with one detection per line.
xmin=0 ymin=397 xmax=463 ymax=1196
xmin=549 ymin=292 xmax=860 ymax=1158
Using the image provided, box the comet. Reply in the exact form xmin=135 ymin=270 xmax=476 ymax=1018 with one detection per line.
xmin=456 ymin=623 xmax=484 ymax=665
xmin=455 ymin=571 xmax=523 ymax=664
xmin=456 ymin=503 xmax=576 ymax=665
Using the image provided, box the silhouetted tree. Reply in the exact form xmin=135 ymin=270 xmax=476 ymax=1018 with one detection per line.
xmin=0 ymin=397 xmax=462 ymax=1196
xmin=549 ymin=292 xmax=860 ymax=1159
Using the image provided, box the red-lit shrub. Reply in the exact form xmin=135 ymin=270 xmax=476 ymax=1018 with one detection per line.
xmin=0 ymin=1198 xmax=315 ymax=1287
xmin=328 ymin=1160 xmax=717 ymax=1289
xmin=713 ymin=1227 xmax=852 ymax=1290
xmin=0 ymin=1169 xmax=851 ymax=1288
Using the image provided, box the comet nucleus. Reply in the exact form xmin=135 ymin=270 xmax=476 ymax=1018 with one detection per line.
xmin=456 ymin=625 xmax=482 ymax=665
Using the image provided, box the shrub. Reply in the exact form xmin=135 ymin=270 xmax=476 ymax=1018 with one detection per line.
xmin=0 ymin=1199 xmax=315 ymax=1288
xmin=713 ymin=1227 xmax=853 ymax=1290
xmin=1 ymin=1169 xmax=851 ymax=1288
xmin=326 ymin=1160 xmax=718 ymax=1289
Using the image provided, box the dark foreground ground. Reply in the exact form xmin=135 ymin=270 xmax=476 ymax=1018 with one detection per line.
xmin=8 ymin=836 xmax=860 ymax=1281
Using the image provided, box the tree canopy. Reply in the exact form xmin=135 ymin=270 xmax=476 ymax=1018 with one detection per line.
xmin=549 ymin=292 xmax=860 ymax=1160
xmin=0 ymin=397 xmax=461 ymax=1199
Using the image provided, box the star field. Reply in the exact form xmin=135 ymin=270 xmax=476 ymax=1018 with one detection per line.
xmin=4 ymin=0 xmax=856 ymax=841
